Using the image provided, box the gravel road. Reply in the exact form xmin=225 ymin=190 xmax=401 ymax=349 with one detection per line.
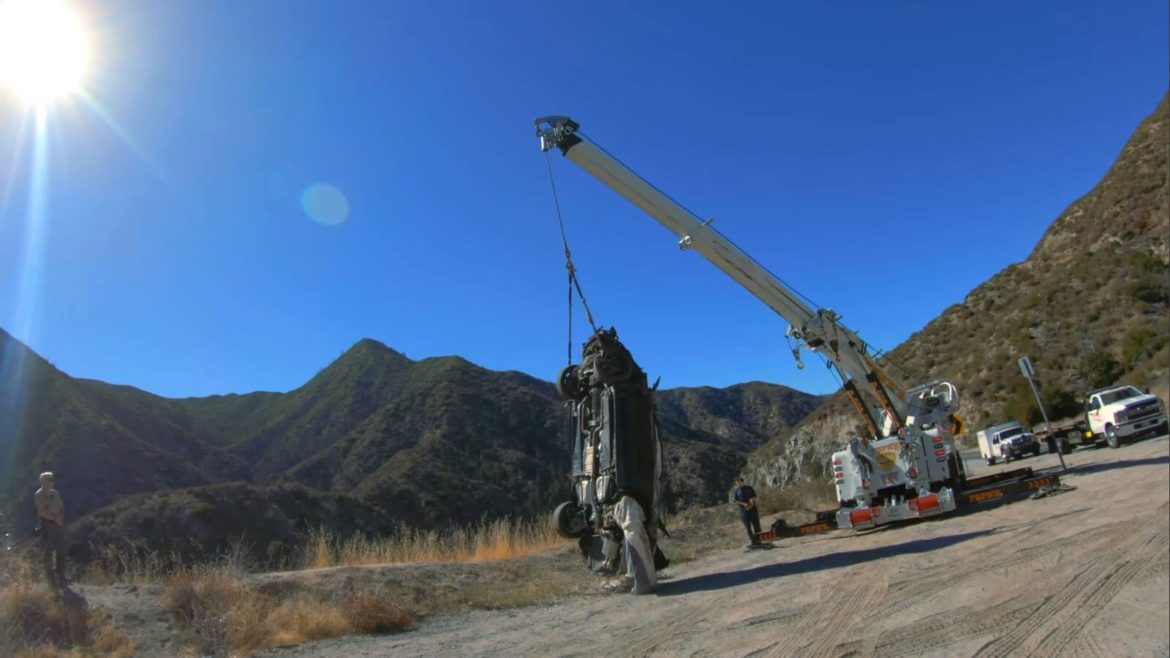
xmin=273 ymin=434 xmax=1170 ymax=657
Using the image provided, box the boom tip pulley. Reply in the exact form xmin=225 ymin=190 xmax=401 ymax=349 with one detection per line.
xmin=535 ymin=116 xmax=581 ymax=153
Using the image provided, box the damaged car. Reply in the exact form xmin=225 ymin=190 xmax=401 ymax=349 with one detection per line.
xmin=552 ymin=327 xmax=668 ymax=593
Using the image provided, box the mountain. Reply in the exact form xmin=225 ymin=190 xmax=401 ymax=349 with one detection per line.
xmin=0 ymin=329 xmax=821 ymax=563
xmin=0 ymin=328 xmax=253 ymax=533
xmin=745 ymin=93 xmax=1170 ymax=489
xmin=654 ymin=383 xmax=825 ymax=508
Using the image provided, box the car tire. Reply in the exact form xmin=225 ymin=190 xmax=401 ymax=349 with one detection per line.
xmin=555 ymin=365 xmax=581 ymax=400
xmin=1057 ymin=435 xmax=1071 ymax=455
xmin=552 ymin=501 xmax=589 ymax=539
xmin=1105 ymin=424 xmax=1120 ymax=449
xmin=986 ymin=457 xmax=995 ymax=466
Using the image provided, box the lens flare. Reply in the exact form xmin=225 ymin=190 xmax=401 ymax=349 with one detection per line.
xmin=301 ymin=182 xmax=350 ymax=226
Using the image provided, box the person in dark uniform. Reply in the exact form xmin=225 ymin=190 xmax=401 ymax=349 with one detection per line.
xmin=732 ymin=476 xmax=762 ymax=546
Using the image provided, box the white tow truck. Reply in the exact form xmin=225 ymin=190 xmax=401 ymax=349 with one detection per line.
xmin=535 ymin=116 xmax=1061 ymax=537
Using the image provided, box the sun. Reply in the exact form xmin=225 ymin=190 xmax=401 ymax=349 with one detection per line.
xmin=0 ymin=0 xmax=89 ymax=106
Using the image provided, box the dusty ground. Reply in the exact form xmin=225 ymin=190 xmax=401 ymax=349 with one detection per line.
xmin=268 ymin=434 xmax=1170 ymax=658
xmin=61 ymin=433 xmax=1168 ymax=657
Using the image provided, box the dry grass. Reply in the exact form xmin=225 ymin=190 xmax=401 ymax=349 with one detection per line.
xmin=80 ymin=544 xmax=179 ymax=585
xmin=301 ymin=517 xmax=561 ymax=569
xmin=0 ymin=582 xmax=135 ymax=658
xmin=754 ymin=479 xmax=837 ymax=517
xmin=659 ymin=481 xmax=838 ymax=565
xmin=660 ymin=505 xmax=746 ymax=564
xmin=82 ymin=536 xmax=256 ymax=585
xmin=161 ymin=565 xmax=412 ymax=657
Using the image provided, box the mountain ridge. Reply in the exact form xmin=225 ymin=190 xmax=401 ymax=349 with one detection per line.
xmin=1 ymin=330 xmax=822 ymax=564
xmin=745 ymin=93 xmax=1170 ymax=489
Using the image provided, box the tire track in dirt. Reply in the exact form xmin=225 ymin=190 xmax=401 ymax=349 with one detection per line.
xmin=615 ymin=599 xmax=710 ymax=656
xmin=880 ymin=519 xmax=1125 ymax=608
xmin=762 ymin=565 xmax=889 ymax=657
xmin=1033 ymin=522 xmax=1170 ymax=656
xmin=973 ymin=513 xmax=1165 ymax=658
xmin=1068 ymin=627 xmax=1109 ymax=658
xmin=871 ymin=600 xmax=1045 ymax=655
xmin=730 ymin=605 xmax=810 ymax=629
xmin=870 ymin=515 xmax=1151 ymax=650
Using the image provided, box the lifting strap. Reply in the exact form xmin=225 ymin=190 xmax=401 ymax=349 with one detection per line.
xmin=544 ymin=151 xmax=600 ymax=365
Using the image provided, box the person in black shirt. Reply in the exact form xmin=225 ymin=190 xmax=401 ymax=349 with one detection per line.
xmin=732 ymin=477 xmax=762 ymax=546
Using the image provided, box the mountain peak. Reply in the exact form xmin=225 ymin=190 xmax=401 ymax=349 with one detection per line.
xmin=344 ymin=338 xmax=411 ymax=362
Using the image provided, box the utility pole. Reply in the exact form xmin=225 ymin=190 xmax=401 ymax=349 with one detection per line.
xmin=1019 ymin=356 xmax=1066 ymax=471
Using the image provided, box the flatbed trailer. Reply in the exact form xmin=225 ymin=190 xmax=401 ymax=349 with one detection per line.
xmin=757 ymin=467 xmax=1062 ymax=542
xmin=1033 ymin=418 xmax=1097 ymax=455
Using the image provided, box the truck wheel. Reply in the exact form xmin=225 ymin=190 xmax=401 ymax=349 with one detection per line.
xmin=1057 ymin=435 xmax=1070 ymax=455
xmin=1105 ymin=424 xmax=1120 ymax=449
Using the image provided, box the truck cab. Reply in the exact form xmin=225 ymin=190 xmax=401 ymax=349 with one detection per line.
xmin=1085 ymin=386 xmax=1169 ymax=449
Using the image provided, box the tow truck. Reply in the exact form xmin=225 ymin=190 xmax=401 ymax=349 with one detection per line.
xmin=535 ymin=116 xmax=1062 ymax=540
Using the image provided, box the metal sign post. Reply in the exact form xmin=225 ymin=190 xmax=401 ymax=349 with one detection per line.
xmin=1019 ymin=356 xmax=1066 ymax=471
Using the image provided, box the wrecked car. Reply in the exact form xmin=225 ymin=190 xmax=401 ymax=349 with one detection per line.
xmin=552 ymin=327 xmax=668 ymax=593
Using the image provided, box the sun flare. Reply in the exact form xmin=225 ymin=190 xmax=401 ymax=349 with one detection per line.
xmin=0 ymin=0 xmax=89 ymax=105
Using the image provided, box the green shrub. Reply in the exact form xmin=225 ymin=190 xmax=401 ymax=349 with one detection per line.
xmin=1082 ymin=352 xmax=1124 ymax=389
xmin=1121 ymin=328 xmax=1169 ymax=368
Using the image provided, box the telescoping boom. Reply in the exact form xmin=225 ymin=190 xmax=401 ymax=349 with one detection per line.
xmin=536 ymin=116 xmax=926 ymax=438
xmin=536 ymin=115 xmax=979 ymax=531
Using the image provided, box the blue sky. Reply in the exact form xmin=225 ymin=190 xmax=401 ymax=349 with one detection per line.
xmin=1 ymin=0 xmax=1167 ymax=398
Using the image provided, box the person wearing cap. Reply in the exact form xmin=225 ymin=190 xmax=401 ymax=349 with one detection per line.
xmin=34 ymin=471 xmax=67 ymax=587
xmin=732 ymin=476 xmax=762 ymax=546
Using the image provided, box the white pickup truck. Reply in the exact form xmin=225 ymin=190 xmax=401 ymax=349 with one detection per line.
xmin=1085 ymin=385 xmax=1169 ymax=449
xmin=977 ymin=421 xmax=1042 ymax=466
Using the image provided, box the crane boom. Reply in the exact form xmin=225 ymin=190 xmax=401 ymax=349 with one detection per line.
xmin=536 ymin=116 xmax=909 ymax=435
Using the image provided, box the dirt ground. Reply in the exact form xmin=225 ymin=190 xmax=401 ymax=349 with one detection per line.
xmin=267 ymin=434 xmax=1169 ymax=658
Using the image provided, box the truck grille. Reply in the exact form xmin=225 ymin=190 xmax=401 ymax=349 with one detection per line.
xmin=1126 ymin=401 xmax=1160 ymax=421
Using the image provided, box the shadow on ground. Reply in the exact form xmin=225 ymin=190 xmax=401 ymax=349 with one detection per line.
xmin=1067 ymin=453 xmax=1169 ymax=477
xmin=657 ymin=529 xmax=992 ymax=596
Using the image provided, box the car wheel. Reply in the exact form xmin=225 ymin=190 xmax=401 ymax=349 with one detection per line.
xmin=555 ymin=365 xmax=581 ymax=400
xmin=1057 ymin=435 xmax=1071 ymax=455
xmin=986 ymin=457 xmax=995 ymax=466
xmin=552 ymin=501 xmax=589 ymax=539
xmin=1033 ymin=446 xmax=1041 ymax=457
xmin=1105 ymin=424 xmax=1120 ymax=449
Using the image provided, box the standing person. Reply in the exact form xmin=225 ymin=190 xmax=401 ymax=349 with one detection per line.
xmin=34 ymin=472 xmax=67 ymax=587
xmin=732 ymin=476 xmax=762 ymax=546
